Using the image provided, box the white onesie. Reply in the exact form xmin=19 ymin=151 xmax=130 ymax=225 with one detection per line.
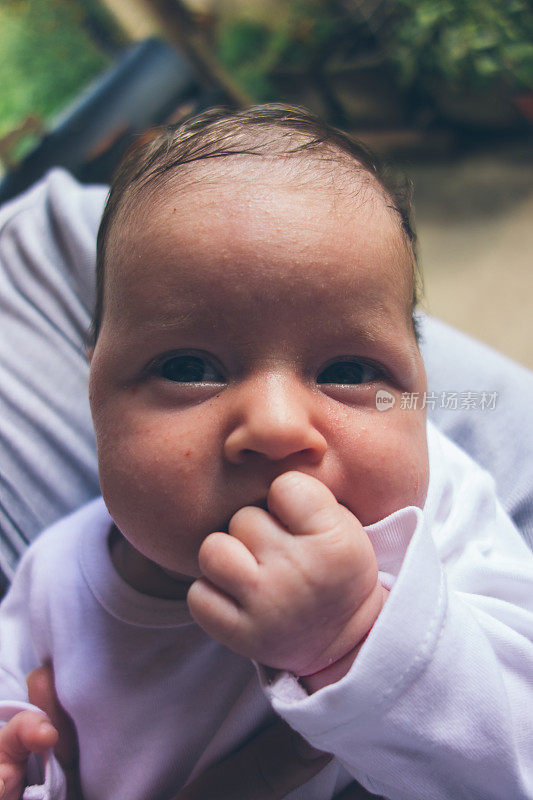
xmin=0 ymin=422 xmax=532 ymax=800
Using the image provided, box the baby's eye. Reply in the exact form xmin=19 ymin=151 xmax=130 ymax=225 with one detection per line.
xmin=317 ymin=360 xmax=380 ymax=385
xmin=158 ymin=355 xmax=224 ymax=383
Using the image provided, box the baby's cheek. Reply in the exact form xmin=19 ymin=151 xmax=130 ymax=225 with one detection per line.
xmin=96 ymin=423 xmax=214 ymax=573
xmin=96 ymin=415 xmax=160 ymax=497
xmin=381 ymin=408 xmax=429 ymax=510
xmin=337 ymin=408 xmax=428 ymax=524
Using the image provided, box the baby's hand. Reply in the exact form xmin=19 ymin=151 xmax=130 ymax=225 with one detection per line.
xmin=0 ymin=711 xmax=57 ymax=800
xmin=188 ymin=472 xmax=387 ymax=689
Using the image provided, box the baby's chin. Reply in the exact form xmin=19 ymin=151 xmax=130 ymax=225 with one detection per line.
xmin=161 ymin=565 xmax=198 ymax=584
xmin=110 ymin=525 xmax=199 ymax=599
xmin=157 ymin=500 xmax=271 ymax=583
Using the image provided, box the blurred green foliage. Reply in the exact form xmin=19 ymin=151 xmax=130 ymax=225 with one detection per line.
xmin=215 ymin=0 xmax=336 ymax=101
xmin=0 ymin=0 xmax=111 ymax=140
xmin=385 ymin=0 xmax=533 ymax=92
xmin=215 ymin=0 xmax=532 ymax=107
xmin=1 ymin=0 xmax=530 ymax=154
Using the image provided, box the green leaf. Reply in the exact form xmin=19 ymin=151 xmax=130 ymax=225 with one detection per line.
xmin=0 ymin=0 xmax=109 ymax=140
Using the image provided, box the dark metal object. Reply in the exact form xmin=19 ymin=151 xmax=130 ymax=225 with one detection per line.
xmin=0 ymin=37 xmax=213 ymax=205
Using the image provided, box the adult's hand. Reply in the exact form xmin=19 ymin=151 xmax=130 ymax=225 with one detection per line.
xmin=26 ymin=664 xmax=377 ymax=800
xmin=26 ymin=665 xmax=83 ymax=800
xmin=174 ymin=719 xmax=331 ymax=800
xmin=174 ymin=720 xmax=377 ymax=799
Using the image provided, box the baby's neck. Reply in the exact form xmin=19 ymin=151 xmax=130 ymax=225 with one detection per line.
xmin=109 ymin=525 xmax=191 ymax=600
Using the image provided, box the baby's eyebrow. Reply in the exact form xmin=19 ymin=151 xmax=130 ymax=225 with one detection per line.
xmin=134 ymin=308 xmax=201 ymax=332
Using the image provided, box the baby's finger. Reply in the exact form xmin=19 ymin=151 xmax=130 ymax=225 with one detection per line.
xmin=0 ymin=711 xmax=57 ymax=763
xmin=187 ymin=577 xmax=248 ymax=651
xmin=268 ymin=472 xmax=346 ymax=538
xmin=228 ymin=505 xmax=287 ymax=560
xmin=198 ymin=532 xmax=259 ymax=601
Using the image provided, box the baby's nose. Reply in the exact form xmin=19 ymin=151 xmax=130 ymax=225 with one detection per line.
xmin=223 ymin=374 xmax=327 ymax=465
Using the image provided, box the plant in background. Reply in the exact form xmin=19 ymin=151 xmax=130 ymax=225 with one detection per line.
xmin=214 ymin=0 xmax=533 ymax=129
xmin=0 ymin=0 xmax=115 ymax=143
xmin=215 ymin=0 xmax=338 ymax=102
xmin=387 ymin=0 xmax=533 ymax=95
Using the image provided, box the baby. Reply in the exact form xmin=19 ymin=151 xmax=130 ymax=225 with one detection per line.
xmin=0 ymin=105 xmax=532 ymax=800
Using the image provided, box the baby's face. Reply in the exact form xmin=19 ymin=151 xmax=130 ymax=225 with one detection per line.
xmin=89 ymin=161 xmax=428 ymax=584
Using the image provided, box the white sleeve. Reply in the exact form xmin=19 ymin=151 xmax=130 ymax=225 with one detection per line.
xmin=261 ymin=426 xmax=533 ymax=800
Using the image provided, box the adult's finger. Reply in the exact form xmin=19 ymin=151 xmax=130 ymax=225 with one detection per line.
xmin=27 ymin=664 xmax=84 ymax=800
xmin=174 ymin=719 xmax=331 ymax=800
xmin=27 ymin=665 xmax=76 ymax=767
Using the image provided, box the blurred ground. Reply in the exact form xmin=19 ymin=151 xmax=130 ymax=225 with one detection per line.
xmin=409 ymin=139 xmax=533 ymax=370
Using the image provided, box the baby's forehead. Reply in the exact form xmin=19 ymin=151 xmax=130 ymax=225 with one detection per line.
xmin=108 ymin=156 xmax=414 ymax=304
xmin=139 ymin=150 xmax=382 ymax=203
xmin=113 ymin=162 xmax=402 ymax=279
xmin=93 ymin=113 xmax=418 ymax=344
xmin=117 ymin=153 xmax=400 ymax=248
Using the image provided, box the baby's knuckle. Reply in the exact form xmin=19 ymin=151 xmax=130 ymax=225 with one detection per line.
xmin=307 ymin=505 xmax=344 ymax=538
xmin=186 ymin=579 xmax=219 ymax=626
xmin=228 ymin=505 xmax=259 ymax=537
xmin=198 ymin=533 xmax=224 ymax=573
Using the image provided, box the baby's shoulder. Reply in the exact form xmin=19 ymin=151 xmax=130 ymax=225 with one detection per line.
xmin=16 ymin=496 xmax=108 ymax=591
xmin=0 ymin=498 xmax=110 ymax=654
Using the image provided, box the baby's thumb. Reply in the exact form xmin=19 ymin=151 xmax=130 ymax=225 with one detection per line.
xmin=268 ymin=471 xmax=354 ymax=537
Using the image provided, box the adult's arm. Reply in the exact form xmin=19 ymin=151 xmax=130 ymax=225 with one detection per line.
xmin=420 ymin=314 xmax=533 ymax=549
xmin=0 ymin=170 xmax=103 ymax=587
